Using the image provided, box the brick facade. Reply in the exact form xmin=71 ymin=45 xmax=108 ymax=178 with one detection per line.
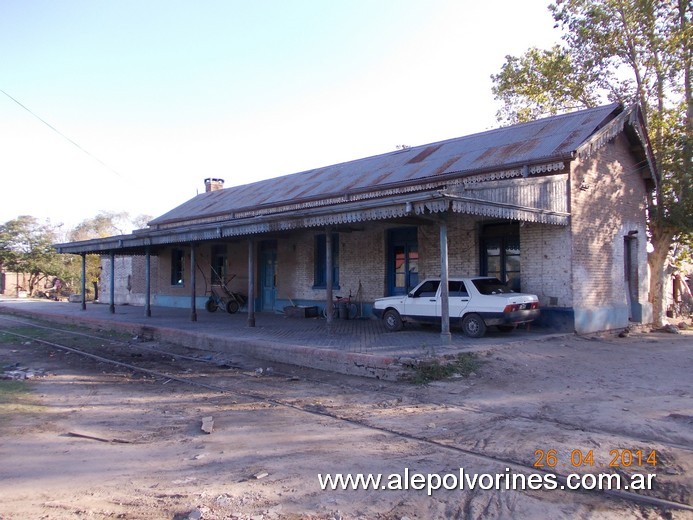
xmin=96 ymin=122 xmax=651 ymax=334
xmin=99 ymin=256 xmax=160 ymax=305
xmin=0 ymin=271 xmax=31 ymax=297
xmin=520 ymin=223 xmax=573 ymax=308
xmin=111 ymin=216 xmax=568 ymax=312
xmin=569 ymin=133 xmax=651 ymax=332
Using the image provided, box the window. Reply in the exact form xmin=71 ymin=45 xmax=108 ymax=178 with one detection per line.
xmin=412 ymin=280 xmax=439 ymax=297
xmin=448 ymin=281 xmax=468 ymax=297
xmin=211 ymin=245 xmax=227 ymax=285
xmin=171 ymin=248 xmax=184 ymax=286
xmin=473 ymin=277 xmax=514 ymax=295
xmin=394 ymin=245 xmax=419 ymax=292
xmin=314 ymin=233 xmax=339 ymax=288
xmin=481 ymin=223 xmax=521 ymax=291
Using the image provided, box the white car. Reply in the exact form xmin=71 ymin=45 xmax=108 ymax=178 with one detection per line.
xmin=372 ymin=277 xmax=540 ymax=338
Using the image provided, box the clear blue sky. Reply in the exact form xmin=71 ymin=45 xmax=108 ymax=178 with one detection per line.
xmin=1 ymin=0 xmax=559 ymax=231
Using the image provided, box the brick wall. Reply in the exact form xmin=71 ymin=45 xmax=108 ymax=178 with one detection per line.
xmin=142 ymin=216 xmax=568 ymax=309
xmin=278 ymin=226 xmax=387 ymax=302
xmin=223 ymin=241 xmax=250 ymax=294
xmin=105 ymin=136 xmax=650 ymax=333
xmin=275 ymin=218 xmax=479 ymax=304
xmin=336 ymin=226 xmax=387 ymax=301
xmin=99 ymin=255 xmax=160 ymax=305
xmin=0 ymin=271 xmax=31 ymax=296
xmin=418 ymin=217 xmax=478 ymax=278
xmin=521 ymin=223 xmax=573 ymax=308
xmin=569 ymin=133 xmax=651 ymax=330
xmin=154 ymin=248 xmax=188 ymax=303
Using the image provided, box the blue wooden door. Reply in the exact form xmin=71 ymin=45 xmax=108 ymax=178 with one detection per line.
xmin=387 ymin=228 xmax=419 ymax=296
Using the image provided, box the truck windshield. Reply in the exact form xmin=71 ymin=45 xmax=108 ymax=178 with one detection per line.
xmin=473 ymin=278 xmax=514 ymax=295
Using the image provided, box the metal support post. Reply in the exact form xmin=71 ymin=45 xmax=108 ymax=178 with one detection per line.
xmin=325 ymin=228 xmax=333 ymax=329
xmin=109 ymin=251 xmax=115 ymax=314
xmin=440 ymin=217 xmax=451 ymax=344
xmin=247 ymin=239 xmax=256 ymax=327
xmin=80 ymin=254 xmax=87 ymax=311
xmin=145 ymin=246 xmax=151 ymax=317
xmin=190 ymin=244 xmax=197 ymax=322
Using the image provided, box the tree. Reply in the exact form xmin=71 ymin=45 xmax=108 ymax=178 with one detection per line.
xmin=67 ymin=212 xmax=152 ymax=299
xmin=0 ymin=212 xmax=152 ymax=299
xmin=0 ymin=216 xmax=63 ymax=295
xmin=69 ymin=211 xmax=139 ymax=241
xmin=491 ymin=0 xmax=692 ymax=325
xmin=492 ymin=45 xmax=602 ymax=123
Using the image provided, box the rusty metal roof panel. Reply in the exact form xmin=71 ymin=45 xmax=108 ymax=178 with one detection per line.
xmin=150 ymin=103 xmax=621 ymax=225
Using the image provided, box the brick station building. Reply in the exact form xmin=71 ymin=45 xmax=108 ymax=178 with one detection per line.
xmin=55 ymin=103 xmax=658 ymax=334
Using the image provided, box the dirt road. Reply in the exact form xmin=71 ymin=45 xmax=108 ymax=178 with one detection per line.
xmin=0 ymin=317 xmax=691 ymax=519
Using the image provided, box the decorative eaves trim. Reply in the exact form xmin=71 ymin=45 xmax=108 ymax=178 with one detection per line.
xmin=152 ymin=161 xmax=567 ymax=231
xmin=446 ymin=174 xmax=570 ymax=225
xmin=55 ymin=163 xmax=572 ymax=254
xmin=576 ymin=105 xmax=635 ymax=159
xmin=463 ymin=162 xmax=565 ymax=184
xmin=450 ymin=199 xmax=569 ymax=225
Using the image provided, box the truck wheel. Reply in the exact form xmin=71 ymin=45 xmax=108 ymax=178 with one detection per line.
xmin=205 ymin=299 xmax=218 ymax=313
xmin=462 ymin=313 xmax=487 ymax=338
xmin=226 ymin=300 xmax=240 ymax=314
xmin=383 ymin=309 xmax=403 ymax=332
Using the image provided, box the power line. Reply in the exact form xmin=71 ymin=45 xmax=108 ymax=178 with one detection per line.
xmin=1 ymin=89 xmax=123 ymax=178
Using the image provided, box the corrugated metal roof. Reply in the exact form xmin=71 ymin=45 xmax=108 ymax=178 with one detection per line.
xmin=150 ymin=103 xmax=622 ymax=226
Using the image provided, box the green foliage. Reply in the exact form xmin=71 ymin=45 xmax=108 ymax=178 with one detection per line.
xmin=409 ymin=353 xmax=481 ymax=385
xmin=0 ymin=212 xmax=151 ymax=297
xmin=493 ymin=0 xmax=691 ymax=230
xmin=0 ymin=380 xmax=29 ymax=401
xmin=69 ymin=211 xmax=137 ymax=241
xmin=68 ymin=212 xmax=128 ymax=296
xmin=492 ymin=45 xmax=601 ymax=124
xmin=0 ymin=216 xmax=61 ymax=294
xmin=671 ymin=233 xmax=693 ymax=269
xmin=0 ymin=379 xmax=45 ymax=419
xmin=491 ymin=0 xmax=692 ymax=322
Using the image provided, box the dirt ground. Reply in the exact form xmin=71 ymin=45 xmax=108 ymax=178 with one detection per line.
xmin=0 ymin=319 xmax=691 ymax=520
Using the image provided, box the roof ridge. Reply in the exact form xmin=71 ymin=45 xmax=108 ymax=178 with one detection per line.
xmin=149 ymin=103 xmax=624 ymax=227
xmin=207 ymin=103 xmax=622 ymax=192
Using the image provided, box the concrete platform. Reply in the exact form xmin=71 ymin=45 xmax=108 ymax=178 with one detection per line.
xmin=0 ymin=298 xmax=564 ymax=380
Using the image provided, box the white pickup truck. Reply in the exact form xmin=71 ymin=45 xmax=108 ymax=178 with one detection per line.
xmin=372 ymin=277 xmax=540 ymax=337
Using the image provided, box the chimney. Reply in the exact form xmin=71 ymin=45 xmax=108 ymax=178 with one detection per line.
xmin=204 ymin=178 xmax=225 ymax=193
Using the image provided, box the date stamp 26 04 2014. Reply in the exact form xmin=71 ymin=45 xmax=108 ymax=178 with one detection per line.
xmin=533 ymin=449 xmax=657 ymax=469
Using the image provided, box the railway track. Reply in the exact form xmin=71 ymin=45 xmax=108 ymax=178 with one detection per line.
xmin=1 ymin=315 xmax=690 ymax=455
xmin=0 ymin=315 xmax=691 ymax=514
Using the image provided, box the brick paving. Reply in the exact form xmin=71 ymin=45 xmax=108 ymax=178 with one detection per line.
xmin=0 ymin=298 xmax=564 ymax=378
